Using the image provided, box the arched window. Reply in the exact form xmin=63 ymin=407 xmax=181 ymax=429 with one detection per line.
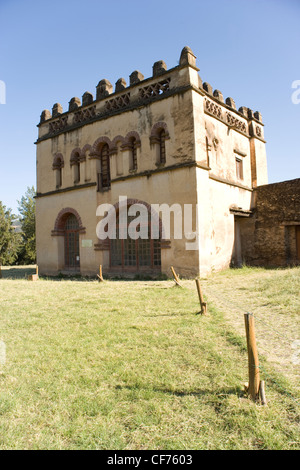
xmin=100 ymin=143 xmax=111 ymax=189
xmin=81 ymin=144 xmax=92 ymax=182
xmin=52 ymin=208 xmax=86 ymax=272
xmin=57 ymin=167 xmax=62 ymax=188
xmin=129 ymin=137 xmax=138 ymax=171
xmin=75 ymin=160 xmax=80 ymax=183
xmin=159 ymin=129 xmax=166 ymax=165
xmin=70 ymin=151 xmax=81 ymax=184
xmin=111 ymin=136 xmax=125 ymax=176
xmin=52 ymin=154 xmax=64 ymax=188
xmin=64 ymin=214 xmax=80 ymax=270
xmin=150 ymin=122 xmax=169 ymax=166
xmin=110 ymin=203 xmax=161 ymax=272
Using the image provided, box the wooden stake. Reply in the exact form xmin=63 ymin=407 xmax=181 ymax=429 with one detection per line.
xmin=170 ymin=266 xmax=182 ymax=287
xmin=259 ymin=380 xmax=267 ymax=406
xmin=244 ymin=313 xmax=260 ymax=402
xmin=28 ymin=265 xmax=39 ymax=281
xmin=195 ymin=279 xmax=207 ymax=315
xmin=97 ymin=265 xmax=104 ymax=282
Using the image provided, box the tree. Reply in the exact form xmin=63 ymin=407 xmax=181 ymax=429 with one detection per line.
xmin=0 ymin=202 xmax=21 ymax=265
xmin=17 ymin=186 xmax=36 ymax=264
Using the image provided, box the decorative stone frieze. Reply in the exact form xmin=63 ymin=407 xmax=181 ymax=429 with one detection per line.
xmin=105 ymin=93 xmax=130 ymax=111
xmin=49 ymin=116 xmax=68 ymax=133
xmin=204 ymin=98 xmax=222 ymax=120
xmin=73 ymin=106 xmax=96 ymax=124
xmin=226 ymin=112 xmax=247 ymax=133
xmin=204 ymin=98 xmax=248 ymax=135
xmin=139 ymin=78 xmax=171 ymax=100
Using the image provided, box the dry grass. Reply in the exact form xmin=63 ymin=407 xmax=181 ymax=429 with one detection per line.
xmin=0 ymin=266 xmax=299 ymax=450
xmin=197 ymin=266 xmax=300 ymax=390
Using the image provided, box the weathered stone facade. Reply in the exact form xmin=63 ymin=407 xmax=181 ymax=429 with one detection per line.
xmin=240 ymin=179 xmax=300 ymax=267
xmin=35 ymin=46 xmax=268 ymax=278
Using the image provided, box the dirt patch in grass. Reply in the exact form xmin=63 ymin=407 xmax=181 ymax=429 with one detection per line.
xmin=197 ymin=267 xmax=300 ymax=392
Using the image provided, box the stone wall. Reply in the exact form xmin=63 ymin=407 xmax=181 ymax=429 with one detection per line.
xmin=241 ymin=179 xmax=300 ymax=266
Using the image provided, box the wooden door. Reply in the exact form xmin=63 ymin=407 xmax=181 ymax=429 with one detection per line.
xmin=64 ymin=214 xmax=80 ymax=270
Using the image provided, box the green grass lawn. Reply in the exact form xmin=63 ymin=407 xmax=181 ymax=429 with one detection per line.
xmin=0 ymin=266 xmax=299 ymax=450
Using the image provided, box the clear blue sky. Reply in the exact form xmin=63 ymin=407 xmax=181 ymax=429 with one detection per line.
xmin=0 ymin=0 xmax=299 ymax=213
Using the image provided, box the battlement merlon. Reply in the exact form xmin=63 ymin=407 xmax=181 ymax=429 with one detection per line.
xmin=37 ymin=46 xmax=200 ymax=126
xmin=37 ymin=46 xmax=264 ymax=142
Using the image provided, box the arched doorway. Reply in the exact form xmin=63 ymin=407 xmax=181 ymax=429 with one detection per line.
xmin=52 ymin=208 xmax=85 ymax=273
xmin=109 ymin=204 xmax=161 ymax=273
xmin=64 ymin=214 xmax=80 ymax=270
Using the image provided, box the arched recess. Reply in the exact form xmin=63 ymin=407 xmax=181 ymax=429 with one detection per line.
xmin=123 ymin=131 xmax=141 ymax=148
xmin=81 ymin=144 xmax=93 ymax=181
xmin=70 ymin=148 xmax=82 ymax=183
xmin=91 ymin=137 xmax=113 ymax=190
xmin=111 ymin=135 xmax=126 ymax=175
xmin=91 ymin=136 xmax=112 ymax=156
xmin=81 ymin=144 xmax=92 ymax=160
xmin=52 ymin=153 xmax=64 ymax=188
xmin=150 ymin=122 xmax=170 ymax=165
xmin=52 ymin=207 xmax=86 ymax=235
xmin=149 ymin=122 xmax=170 ymax=142
xmin=123 ymin=131 xmax=141 ymax=171
xmin=111 ymin=135 xmax=126 ymax=153
xmin=95 ymin=198 xmax=171 ymax=272
xmin=52 ymin=208 xmax=86 ymax=271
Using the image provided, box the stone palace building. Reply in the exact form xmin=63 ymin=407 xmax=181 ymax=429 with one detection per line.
xmin=35 ymin=46 xmax=299 ymax=278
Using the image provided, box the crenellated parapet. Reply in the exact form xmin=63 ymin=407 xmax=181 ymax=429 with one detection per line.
xmin=37 ymin=45 xmax=264 ymax=144
xmin=68 ymin=97 xmax=81 ymax=112
xmin=199 ymin=69 xmax=264 ymax=141
xmin=82 ymin=92 xmax=93 ymax=107
xmin=96 ymin=79 xmax=113 ymax=100
xmin=37 ymin=46 xmax=199 ymax=139
xmin=203 ymin=89 xmax=265 ymax=141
